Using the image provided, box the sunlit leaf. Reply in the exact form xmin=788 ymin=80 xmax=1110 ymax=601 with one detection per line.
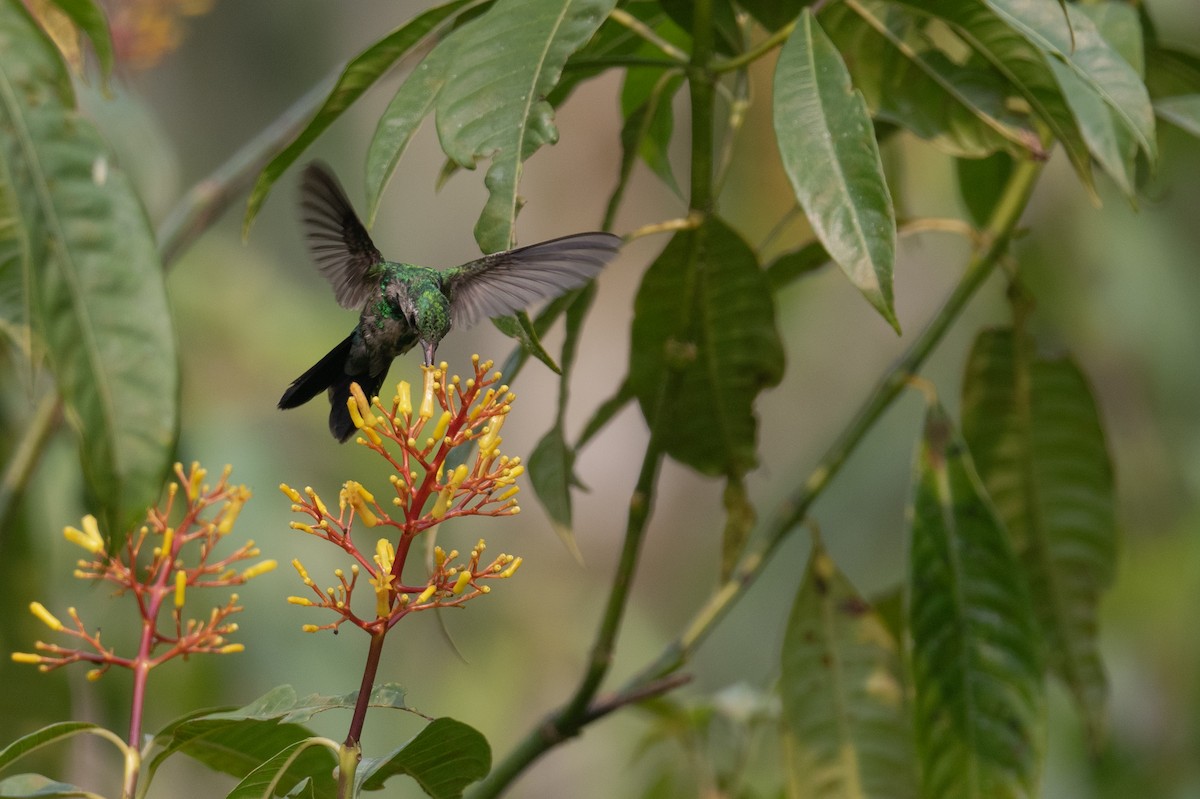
xmin=434 ymin=0 xmax=617 ymax=253
xmin=773 ymin=10 xmax=899 ymax=331
xmin=0 ymin=0 xmax=176 ymax=540
xmin=244 ymin=0 xmax=472 ymax=233
xmin=908 ymin=402 xmax=1044 ymax=799
xmin=1155 ymin=94 xmax=1200 ymax=139
xmin=629 ymin=217 xmax=783 ymax=477
xmin=781 ymin=537 xmax=916 ymax=799
xmin=357 ymin=717 xmax=490 ymax=798
xmin=962 ymin=328 xmax=1117 ymax=747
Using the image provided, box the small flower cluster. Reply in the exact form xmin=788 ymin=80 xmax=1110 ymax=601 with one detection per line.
xmin=11 ymin=463 xmax=274 ymax=678
xmin=281 ymin=356 xmax=525 ymax=634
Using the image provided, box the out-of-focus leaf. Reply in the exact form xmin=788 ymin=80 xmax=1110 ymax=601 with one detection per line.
xmin=984 ymin=0 xmax=1156 ymax=165
xmin=1145 ymin=46 xmax=1200 ymax=98
xmin=0 ymin=723 xmax=105 ymax=773
xmin=781 ymin=538 xmax=917 ymax=799
xmin=629 ymin=217 xmax=783 ymax=477
xmin=605 ymin=69 xmax=683 ymax=226
xmin=0 ymin=0 xmax=177 ymax=540
xmin=719 ymin=476 xmax=753 ymax=580
xmin=244 ymin=0 xmax=471 ymax=233
xmin=956 ymin=151 xmax=1014 ymax=228
xmin=45 ymin=0 xmax=113 ymax=80
xmin=773 ymin=10 xmax=899 ymax=331
xmin=765 ymin=240 xmax=829 ymax=291
xmin=435 ymin=0 xmax=617 ymax=253
xmin=659 ymin=0 xmax=740 ymax=56
xmin=908 ymin=402 xmax=1044 ymax=799
xmin=1049 ymin=59 xmax=1138 ymax=198
xmin=1078 ymin=1 xmax=1143 ymax=75
xmin=962 ymin=328 xmax=1117 ymax=748
xmin=1155 ymin=95 xmax=1200 ymax=139
xmin=528 ymin=422 xmax=583 ymax=560
xmin=739 ymin=0 xmax=805 ymax=33
xmin=0 ymin=163 xmax=32 ymax=353
xmin=0 ymin=773 xmax=103 ymax=798
xmin=357 ymin=717 xmax=490 ymax=798
xmin=889 ymin=0 xmax=1094 ymax=196
xmin=829 ymin=1 xmax=1042 ymax=160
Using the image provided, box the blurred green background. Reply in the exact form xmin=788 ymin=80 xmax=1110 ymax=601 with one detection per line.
xmin=3 ymin=1 xmax=1200 ymax=796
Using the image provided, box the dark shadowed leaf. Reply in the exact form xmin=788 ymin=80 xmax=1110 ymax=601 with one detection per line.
xmin=434 ymin=0 xmax=617 ymax=253
xmin=956 ymin=152 xmax=1014 ymax=228
xmin=0 ymin=0 xmax=176 ymax=540
xmin=739 ymin=0 xmax=805 ymax=33
xmin=765 ymin=240 xmax=829 ymax=290
xmin=244 ymin=0 xmax=472 ymax=233
xmin=357 ymin=717 xmax=490 ymax=798
xmin=773 ymin=10 xmax=899 ymax=331
xmin=629 ymin=217 xmax=783 ymax=477
xmin=781 ymin=537 xmax=917 ymax=798
xmin=962 ymin=328 xmax=1117 ymax=748
xmin=908 ymin=402 xmax=1044 ymax=799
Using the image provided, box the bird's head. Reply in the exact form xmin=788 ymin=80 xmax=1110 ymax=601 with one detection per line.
xmin=415 ymin=291 xmax=452 ymax=366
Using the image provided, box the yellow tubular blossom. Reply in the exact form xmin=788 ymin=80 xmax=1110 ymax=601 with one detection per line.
xmin=304 ymin=486 xmax=328 ymax=517
xmin=477 ymin=415 xmax=505 ymax=455
xmin=374 ymin=538 xmax=395 ymax=573
xmin=288 ymin=596 xmax=313 ymax=606
xmin=160 ymin=526 xmax=175 ymax=558
xmin=500 ymin=556 xmax=523 ymax=579
xmin=292 ymin=559 xmax=313 ymax=585
xmin=280 ymin=483 xmax=303 ymax=503
xmin=301 ymin=624 xmax=321 ymax=633
xmin=289 ymin=520 xmax=317 ymax=535
xmin=416 ymin=584 xmax=437 ymax=604
xmin=241 ymin=559 xmax=278 ymax=580
xmin=219 ymin=644 xmax=244 ymax=654
xmin=346 ymin=395 xmax=366 ymax=429
xmin=63 ymin=520 xmax=105 ymax=554
xmin=29 ymin=602 xmax=63 ymax=631
xmin=396 ymin=380 xmax=412 ymax=417
xmin=11 ymin=652 xmax=42 ymax=664
xmin=174 ymin=571 xmax=187 ymax=608
xmin=419 ymin=367 xmax=437 ymax=420
xmin=86 ymin=668 xmax=104 ymax=681
xmin=448 ymin=464 xmax=469 ymax=492
xmin=218 ymin=490 xmax=249 ymax=535
xmin=496 ymin=486 xmax=520 ymax=502
xmin=430 ymin=486 xmax=453 ymax=520
xmin=432 ymin=410 xmax=452 ymax=442
xmin=452 ymin=571 xmax=473 ymax=595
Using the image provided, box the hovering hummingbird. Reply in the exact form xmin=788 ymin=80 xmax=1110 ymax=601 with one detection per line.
xmin=278 ymin=162 xmax=621 ymax=442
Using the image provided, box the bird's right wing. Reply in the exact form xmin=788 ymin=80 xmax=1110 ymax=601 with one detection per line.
xmin=299 ymin=162 xmax=383 ymax=309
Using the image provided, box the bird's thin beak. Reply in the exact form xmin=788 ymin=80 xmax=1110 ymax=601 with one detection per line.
xmin=422 ymin=340 xmax=437 ymax=367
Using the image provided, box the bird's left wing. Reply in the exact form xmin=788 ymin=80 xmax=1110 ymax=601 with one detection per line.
xmin=443 ymin=232 xmax=621 ymax=328
xmin=299 ymin=161 xmax=383 ymax=309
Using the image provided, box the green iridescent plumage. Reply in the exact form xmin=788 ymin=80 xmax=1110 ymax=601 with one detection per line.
xmin=279 ymin=162 xmax=621 ymax=442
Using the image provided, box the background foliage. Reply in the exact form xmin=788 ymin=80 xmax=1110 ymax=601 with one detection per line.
xmin=2 ymin=0 xmax=1200 ymax=797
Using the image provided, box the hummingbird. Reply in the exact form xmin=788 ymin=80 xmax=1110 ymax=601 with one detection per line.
xmin=278 ymin=162 xmax=621 ymax=442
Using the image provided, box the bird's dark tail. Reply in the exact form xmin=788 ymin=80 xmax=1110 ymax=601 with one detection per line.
xmin=279 ymin=334 xmax=384 ymax=442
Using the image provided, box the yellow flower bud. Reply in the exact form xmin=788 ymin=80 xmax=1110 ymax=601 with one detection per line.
xmin=241 ymin=559 xmax=278 ymax=580
xmin=496 ymin=486 xmax=520 ymax=502
xmin=396 ymin=380 xmax=412 ymax=417
xmin=430 ymin=486 xmax=453 ymax=520
xmin=86 ymin=668 xmax=104 ymax=681
xmin=187 ymin=464 xmax=207 ymax=501
xmin=302 ymin=624 xmax=321 ymax=633
xmin=346 ymin=395 xmax=366 ymax=429
xmin=174 ymin=570 xmax=187 ymax=608
xmin=11 ymin=652 xmax=42 ymax=664
xmin=63 ymin=522 xmax=105 ymax=554
xmin=280 ymin=483 xmax=303 ymax=503
xmin=419 ymin=367 xmax=437 ymax=420
xmin=500 ymin=556 xmax=523 ymax=579
xmin=448 ymin=464 xmax=470 ymax=492
xmin=452 ymin=571 xmax=473 ymax=595
xmin=304 ymin=487 xmax=328 ymax=517
xmin=29 ymin=602 xmax=63 ymax=631
xmin=292 ymin=558 xmax=313 ymax=585
xmin=218 ymin=643 xmax=245 ymax=654
xmin=416 ymin=584 xmax=437 ymax=604
xmin=288 ymin=596 xmax=313 ymax=606
xmin=432 ymin=410 xmax=452 ymax=442
xmin=289 ymin=521 xmax=316 ymax=535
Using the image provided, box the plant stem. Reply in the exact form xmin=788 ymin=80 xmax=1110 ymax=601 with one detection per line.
xmin=346 ymin=632 xmax=387 ymax=746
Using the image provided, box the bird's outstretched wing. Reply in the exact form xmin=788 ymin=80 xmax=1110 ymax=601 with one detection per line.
xmin=299 ymin=162 xmax=383 ymax=309
xmin=443 ymin=232 xmax=621 ymax=328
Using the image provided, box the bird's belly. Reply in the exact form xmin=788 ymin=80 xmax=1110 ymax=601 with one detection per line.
xmin=352 ymin=316 xmax=418 ymax=376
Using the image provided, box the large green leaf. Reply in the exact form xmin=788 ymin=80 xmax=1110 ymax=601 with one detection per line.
xmin=225 ymin=739 xmax=338 ymax=799
xmin=434 ymin=0 xmax=617 ymax=253
xmin=781 ymin=537 xmax=917 ymax=799
xmin=0 ymin=723 xmax=108 ymax=773
xmin=244 ymin=0 xmax=472 ymax=233
xmin=908 ymin=403 xmax=1044 ymax=799
xmin=961 ymin=328 xmax=1117 ymax=747
xmin=828 ymin=0 xmax=1042 ymax=160
xmin=984 ymin=0 xmax=1156 ymax=165
xmin=1155 ymin=94 xmax=1200 ymax=140
xmin=628 ymin=217 xmax=784 ymax=477
xmin=357 ymin=717 xmax=490 ymax=797
xmin=0 ymin=773 xmax=103 ymax=798
xmin=773 ymin=10 xmax=899 ymax=332
xmin=0 ymin=0 xmax=176 ymax=539
xmin=889 ymin=0 xmax=1093 ymax=196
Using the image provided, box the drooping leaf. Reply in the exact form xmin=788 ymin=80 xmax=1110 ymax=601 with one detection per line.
xmin=1155 ymin=94 xmax=1200 ymax=139
xmin=765 ymin=240 xmax=829 ymax=291
xmin=984 ymin=0 xmax=1156 ymax=165
xmin=605 ymin=68 xmax=685 ymax=226
xmin=0 ymin=0 xmax=177 ymax=540
xmin=1047 ymin=59 xmax=1138 ymax=199
xmin=357 ymin=717 xmax=490 ymax=798
xmin=956 ymin=151 xmax=1014 ymax=228
xmin=781 ymin=537 xmax=917 ymax=799
xmin=888 ymin=0 xmax=1094 ymax=197
xmin=244 ymin=0 xmax=472 ymax=233
xmin=773 ymin=10 xmax=899 ymax=331
xmin=961 ymin=328 xmax=1117 ymax=747
xmin=0 ymin=723 xmax=106 ymax=773
xmin=491 ymin=311 xmax=560 ymax=374
xmin=45 ymin=0 xmax=113 ymax=80
xmin=225 ymin=739 xmax=338 ymax=799
xmin=828 ymin=0 xmax=1042 ymax=160
xmin=908 ymin=402 xmax=1044 ymax=799
xmin=434 ymin=0 xmax=617 ymax=253
xmin=629 ymin=217 xmax=784 ymax=477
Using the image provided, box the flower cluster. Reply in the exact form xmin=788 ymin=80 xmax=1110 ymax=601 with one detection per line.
xmin=11 ymin=463 xmax=274 ymax=678
xmin=281 ymin=356 xmax=525 ymax=634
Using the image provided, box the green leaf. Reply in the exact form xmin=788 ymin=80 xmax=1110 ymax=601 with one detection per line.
xmin=765 ymin=240 xmax=829 ymax=291
xmin=491 ymin=311 xmax=560 ymax=374
xmin=528 ymin=422 xmax=584 ymax=561
xmin=575 ymin=375 xmax=633 ymax=449
xmin=225 ymin=739 xmax=338 ymax=799
xmin=0 ymin=774 xmax=103 ymax=799
xmin=605 ymin=68 xmax=685 ymax=227
xmin=244 ymin=0 xmax=471 ymax=234
xmin=1145 ymin=46 xmax=1200 ymax=98
xmin=0 ymin=0 xmax=177 ymax=540
xmin=961 ymin=328 xmax=1117 ymax=748
xmin=434 ymin=0 xmax=617 ymax=253
xmin=781 ymin=538 xmax=917 ymax=799
xmin=357 ymin=717 xmax=490 ymax=798
xmin=773 ymin=10 xmax=899 ymax=331
xmin=1155 ymin=94 xmax=1200 ymax=139
xmin=739 ymin=0 xmax=804 ymax=33
xmin=888 ymin=0 xmax=1094 ymax=197
xmin=956 ymin=152 xmax=1014 ymax=228
xmin=0 ymin=156 xmax=33 ymax=353
xmin=1047 ymin=58 xmax=1138 ymax=199
xmin=719 ymin=476 xmax=754 ymax=580
xmin=629 ymin=217 xmax=784 ymax=477
xmin=908 ymin=402 xmax=1044 ymax=799
xmin=828 ymin=0 xmax=1042 ymax=160
xmin=984 ymin=0 xmax=1156 ymax=165
xmin=0 ymin=723 xmax=106 ymax=773
xmin=46 ymin=0 xmax=113 ymax=81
